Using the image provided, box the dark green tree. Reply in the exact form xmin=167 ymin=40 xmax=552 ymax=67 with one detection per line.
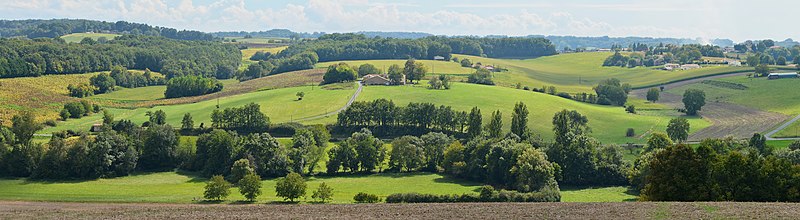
xmin=646 ymin=88 xmax=660 ymax=102
xmin=204 ymin=175 xmax=232 ymax=201
xmin=486 ymin=110 xmax=503 ymax=139
xmin=275 ymin=172 xmax=306 ymax=202
xmin=682 ymin=89 xmax=706 ymax=115
xmin=467 ymin=107 xmax=482 ymax=138
xmin=238 ymin=173 xmax=262 ymax=202
xmin=510 ymin=102 xmax=529 ymax=138
xmin=666 ymin=118 xmax=690 ymax=143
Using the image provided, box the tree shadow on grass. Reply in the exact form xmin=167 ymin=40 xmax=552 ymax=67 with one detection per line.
xmin=265 ymin=201 xmax=301 ymax=205
xmin=175 ymin=170 xmax=207 ymax=183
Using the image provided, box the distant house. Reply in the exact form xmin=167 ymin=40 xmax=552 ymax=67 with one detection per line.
xmin=433 ymin=56 xmax=446 ymax=61
xmin=680 ymin=64 xmax=701 ymax=70
xmin=483 ymin=65 xmax=495 ymax=71
xmin=598 ymin=48 xmax=612 ymax=52
xmin=90 ymin=124 xmax=103 ymax=132
xmin=663 ymin=63 xmax=681 ymax=70
xmin=768 ymin=72 xmax=798 ymax=80
xmin=363 ymin=74 xmax=404 ymax=85
xmin=727 ymin=60 xmax=742 ymax=66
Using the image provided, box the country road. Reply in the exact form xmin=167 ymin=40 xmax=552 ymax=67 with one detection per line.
xmin=631 ymin=71 xmax=790 ymax=141
xmin=765 ymin=114 xmax=800 ymax=140
xmin=295 ymin=81 xmax=363 ymax=122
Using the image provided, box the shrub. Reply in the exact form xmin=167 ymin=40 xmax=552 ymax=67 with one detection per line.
xmin=238 ymin=173 xmax=262 ymax=202
xmin=44 ymin=120 xmax=57 ymax=127
xmin=204 ymin=175 xmax=232 ymax=201
xmin=626 ymin=105 xmax=636 ymax=114
xmin=353 ymin=192 xmax=381 ymax=203
xmin=385 ymin=186 xmax=560 ymax=203
xmin=626 ymin=128 xmax=636 ymax=137
xmin=311 ymin=182 xmax=334 ymax=203
xmin=556 ymin=92 xmax=572 ymax=99
xmin=275 ymin=173 xmax=306 ymax=202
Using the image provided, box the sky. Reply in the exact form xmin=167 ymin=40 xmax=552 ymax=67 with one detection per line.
xmin=0 ymin=0 xmax=796 ymax=42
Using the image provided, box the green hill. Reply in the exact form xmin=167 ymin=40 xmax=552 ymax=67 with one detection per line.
xmin=357 ymin=82 xmax=709 ymax=144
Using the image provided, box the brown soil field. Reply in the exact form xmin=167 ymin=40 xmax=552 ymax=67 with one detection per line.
xmin=0 ymin=201 xmax=798 ymax=219
xmin=631 ymin=72 xmax=788 ymax=141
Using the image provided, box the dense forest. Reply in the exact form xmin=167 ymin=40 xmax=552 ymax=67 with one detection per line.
xmin=0 ymin=35 xmax=240 ymax=79
xmin=0 ymin=19 xmax=214 ymax=41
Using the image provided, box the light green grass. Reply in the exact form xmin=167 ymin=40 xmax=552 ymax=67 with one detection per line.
xmin=0 ymin=172 xmax=480 ymax=204
xmin=774 ymin=122 xmax=800 ymax=138
xmin=316 ymin=59 xmax=474 ymax=75
xmin=42 ymin=85 xmax=355 ymax=134
xmin=61 ymin=33 xmax=121 ymax=43
xmin=560 ymin=186 xmax=637 ymax=202
xmin=92 ymin=86 xmax=168 ymax=102
xmin=241 ymin=47 xmax=287 ymax=70
xmin=357 ymin=82 xmax=709 ymax=144
xmin=667 ymin=76 xmax=800 ymax=115
xmin=455 ymin=53 xmax=751 ymax=93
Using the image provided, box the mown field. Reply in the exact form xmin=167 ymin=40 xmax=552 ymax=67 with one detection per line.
xmin=357 ymin=82 xmax=709 ymax=144
xmin=0 ymin=73 xmax=99 ymax=126
xmin=42 ymin=84 xmax=356 ymax=133
xmin=315 ymin=59 xmax=475 ymax=75
xmin=454 ymin=52 xmax=752 ymax=93
xmin=60 ymin=33 xmax=121 ymax=43
xmin=0 ymin=171 xmax=633 ymax=204
xmin=665 ymin=75 xmax=800 ymax=138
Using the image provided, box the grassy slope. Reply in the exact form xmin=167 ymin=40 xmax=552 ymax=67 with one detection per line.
xmin=356 ymin=83 xmax=709 ymax=144
xmin=91 ymin=79 xmax=238 ymax=102
xmin=316 ymin=60 xmax=475 ymax=75
xmin=455 ymin=53 xmax=750 ymax=93
xmin=240 ymin=46 xmax=287 ymax=70
xmin=664 ymin=76 xmax=800 ymax=138
xmin=0 ymin=171 xmax=634 ymax=203
xmin=0 ymin=172 xmax=480 ymax=204
xmin=0 ymin=73 xmax=99 ymax=126
xmin=42 ymin=85 xmax=354 ymax=133
xmin=60 ymin=33 xmax=121 ymax=43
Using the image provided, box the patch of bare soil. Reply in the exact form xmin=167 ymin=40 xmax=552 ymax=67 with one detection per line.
xmin=0 ymin=201 xmax=798 ymax=219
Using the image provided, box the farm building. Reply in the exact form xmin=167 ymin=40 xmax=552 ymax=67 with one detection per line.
xmin=767 ymin=72 xmax=799 ymax=80
xmin=663 ymin=63 xmax=681 ymax=70
xmin=90 ymin=124 xmax=103 ymax=132
xmin=680 ymin=64 xmax=701 ymax=70
xmin=727 ymin=60 xmax=742 ymax=66
xmin=363 ymin=74 xmax=404 ymax=85
xmin=433 ymin=56 xmax=446 ymax=61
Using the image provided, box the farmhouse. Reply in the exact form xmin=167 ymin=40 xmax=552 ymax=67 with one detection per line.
xmin=768 ymin=72 xmax=799 ymax=80
xmin=663 ymin=63 xmax=681 ymax=70
xmin=680 ymin=64 xmax=701 ymax=70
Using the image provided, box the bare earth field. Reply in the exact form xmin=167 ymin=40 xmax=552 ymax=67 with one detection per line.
xmin=631 ymin=72 xmax=788 ymax=141
xmin=1 ymin=201 xmax=798 ymax=219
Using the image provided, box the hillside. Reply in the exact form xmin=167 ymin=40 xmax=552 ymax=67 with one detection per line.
xmin=455 ymin=52 xmax=752 ymax=93
xmin=356 ymin=83 xmax=709 ymax=144
xmin=315 ymin=59 xmax=474 ymax=75
xmin=60 ymin=33 xmax=121 ymax=43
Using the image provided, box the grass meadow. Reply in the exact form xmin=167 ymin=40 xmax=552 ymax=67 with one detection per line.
xmin=454 ymin=53 xmax=752 ymax=93
xmin=42 ymin=84 xmax=355 ymax=133
xmin=60 ymin=33 xmax=121 ymax=43
xmin=357 ymin=82 xmax=709 ymax=144
xmin=315 ymin=59 xmax=474 ymax=75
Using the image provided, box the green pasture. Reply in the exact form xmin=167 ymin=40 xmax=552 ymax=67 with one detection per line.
xmin=61 ymin=33 xmax=121 ymax=43
xmin=315 ymin=59 xmax=474 ymax=75
xmin=241 ymin=46 xmax=288 ymax=69
xmin=667 ymin=76 xmax=800 ymax=115
xmin=356 ymin=82 xmax=710 ymax=144
xmin=454 ymin=53 xmax=751 ymax=93
xmin=560 ymin=186 xmax=637 ymax=202
xmin=41 ymin=85 xmax=355 ymax=134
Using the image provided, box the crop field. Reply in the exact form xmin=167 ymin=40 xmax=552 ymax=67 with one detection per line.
xmin=60 ymin=33 xmax=121 ymax=43
xmin=356 ymin=82 xmax=709 ymax=144
xmin=454 ymin=53 xmax=752 ymax=93
xmin=315 ymin=59 xmax=475 ymax=75
xmin=42 ymin=84 xmax=355 ymax=133
xmin=0 ymin=73 xmax=100 ymax=126
xmin=240 ymin=46 xmax=288 ymax=69
xmin=4 ymin=201 xmax=799 ymax=219
xmin=667 ymin=76 xmax=800 ymax=115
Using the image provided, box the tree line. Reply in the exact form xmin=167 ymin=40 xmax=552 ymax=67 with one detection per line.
xmin=0 ymin=19 xmax=214 ymax=41
xmin=0 ymin=35 xmax=240 ymax=79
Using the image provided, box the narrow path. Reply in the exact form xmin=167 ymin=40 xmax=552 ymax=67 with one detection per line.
xmin=631 ymin=72 xmax=789 ymax=141
xmin=295 ymin=81 xmax=363 ymax=122
xmin=765 ymin=114 xmax=800 ymax=140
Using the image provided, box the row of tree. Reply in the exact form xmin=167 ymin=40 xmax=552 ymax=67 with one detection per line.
xmin=164 ymin=75 xmax=223 ymax=98
xmin=0 ymin=19 xmax=215 ymax=41
xmin=0 ymin=35 xmax=240 ymax=79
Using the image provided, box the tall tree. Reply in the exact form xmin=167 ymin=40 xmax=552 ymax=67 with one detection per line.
xmin=181 ymin=113 xmax=194 ymax=131
xmin=682 ymin=89 xmax=706 ymax=116
xmin=646 ymin=88 xmax=660 ymax=103
xmin=10 ymin=111 xmax=43 ymax=145
xmin=510 ymin=102 xmax=529 ymax=138
xmin=467 ymin=107 xmax=483 ymax=138
xmin=666 ymin=118 xmax=690 ymax=143
xmin=486 ymin=110 xmax=503 ymax=139
xmin=552 ymin=110 xmax=590 ymax=147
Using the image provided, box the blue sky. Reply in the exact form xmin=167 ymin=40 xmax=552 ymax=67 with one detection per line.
xmin=0 ymin=0 xmax=795 ymax=42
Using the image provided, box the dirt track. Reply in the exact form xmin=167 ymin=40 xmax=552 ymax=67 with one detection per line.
xmin=632 ymin=72 xmax=788 ymax=141
xmin=0 ymin=201 xmax=798 ymax=219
